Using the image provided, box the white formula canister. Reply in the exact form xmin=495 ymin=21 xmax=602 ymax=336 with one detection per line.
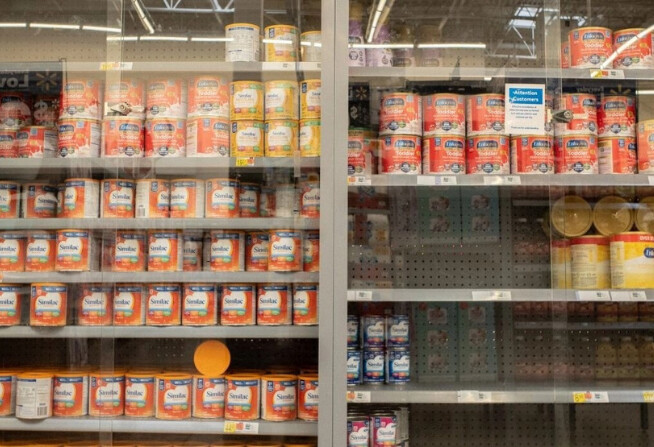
xmin=301 ymin=31 xmax=322 ymax=62
xmin=135 ymin=179 xmax=170 ymax=218
xmin=225 ymin=23 xmax=261 ymax=62
xmin=170 ymin=178 xmax=205 ymax=219
xmin=60 ymin=178 xmax=100 ymax=218
xmin=275 ymin=184 xmax=298 ymax=218
xmin=16 ymin=373 xmax=52 ymax=419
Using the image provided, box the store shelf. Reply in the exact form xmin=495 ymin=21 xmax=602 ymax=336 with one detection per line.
xmin=64 ymin=61 xmax=321 ymax=76
xmin=3 ymin=271 xmax=319 ymax=283
xmin=351 ymin=174 xmax=654 ymax=187
xmin=0 ymin=218 xmax=319 ymax=231
xmin=514 ymin=321 xmax=654 ymax=331
xmin=0 ymin=417 xmax=317 ymax=435
xmin=0 ymin=325 xmax=318 ymax=339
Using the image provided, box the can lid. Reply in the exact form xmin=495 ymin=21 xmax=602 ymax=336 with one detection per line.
xmin=551 ymin=195 xmax=593 ymax=237
xmin=635 ymin=196 xmax=654 ymax=233
xmin=194 ymin=340 xmax=231 ymax=376
xmin=593 ymin=195 xmax=633 ymax=236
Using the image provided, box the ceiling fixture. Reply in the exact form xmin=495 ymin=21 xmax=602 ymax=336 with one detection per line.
xmin=30 ymin=23 xmax=80 ymax=30
xmin=82 ymin=25 xmax=121 ymax=33
xmin=0 ymin=23 xmax=27 ymax=28
xmin=131 ymin=0 xmax=156 ymax=34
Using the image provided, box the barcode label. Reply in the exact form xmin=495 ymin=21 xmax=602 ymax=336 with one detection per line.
xmin=137 ymin=206 xmax=146 ymax=217
xmin=37 ymin=406 xmax=48 ymax=416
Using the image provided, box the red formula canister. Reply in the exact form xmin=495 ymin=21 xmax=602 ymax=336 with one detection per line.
xmin=89 ymin=371 xmax=124 ymax=417
xmin=101 ymin=179 xmax=135 ymax=218
xmin=21 ymin=182 xmax=57 ymax=218
xmin=466 ymin=135 xmax=510 ymax=174
xmin=0 ymin=181 xmax=19 ymax=218
xmin=220 ymin=284 xmax=256 ymax=326
xmin=246 ymin=231 xmax=269 ymax=272
xmin=146 ymin=79 xmax=188 ymax=119
xmin=379 ymin=92 xmax=422 ymax=136
xmin=555 ymin=134 xmax=598 ymax=174
xmin=597 ymin=95 xmax=636 ymax=137
xmin=268 ymin=229 xmax=303 ymax=272
xmin=0 ymin=284 xmax=25 ymax=326
xmin=205 ymin=178 xmax=239 ymax=218
xmin=555 ymin=93 xmax=598 ymax=135
xmin=0 ymin=129 xmax=18 ymax=158
xmin=423 ymin=93 xmax=465 ymax=136
xmin=348 ymin=129 xmax=370 ymax=177
xmin=53 ymin=371 xmax=88 ymax=417
xmin=148 ymin=231 xmax=183 ymax=272
xmin=561 ymin=40 xmax=571 ymax=68
xmin=569 ymin=27 xmax=613 ymax=68
xmin=303 ymin=230 xmax=319 ymax=272
xmin=55 ymin=229 xmax=99 ymax=272
xmin=59 ymin=79 xmax=103 ymax=120
xmin=192 ymin=375 xmax=225 ymax=419
xmin=638 ymin=120 xmax=654 ymax=173
xmin=60 ymin=178 xmax=100 ymax=218
xmin=380 ymin=135 xmax=422 ymax=174
xmin=261 ymin=374 xmax=297 ymax=421
xmin=599 ymin=136 xmax=637 ymax=174
xmin=209 ymin=230 xmax=244 ymax=272
xmin=135 ymin=179 xmax=170 ymax=218
xmin=76 ymin=284 xmax=113 ymax=326
xmin=422 ymin=135 xmax=466 ymax=174
xmin=293 ymin=283 xmax=318 ymax=325
xmin=125 ymin=371 xmax=155 ymax=417
xmin=25 ymin=231 xmax=56 ymax=272
xmin=257 ymin=284 xmax=292 ymax=325
xmin=260 ymin=186 xmax=276 ymax=217
xmin=466 ymin=94 xmax=505 ymax=135
xmin=0 ymin=92 xmax=31 ymax=128
xmin=17 ymin=126 xmax=57 ymax=158
xmin=224 ymin=374 xmax=260 ymax=420
xmin=0 ymin=231 xmax=25 ymax=272
xmin=102 ymin=117 xmax=145 ymax=157
xmin=188 ymin=76 xmax=229 ymax=118
xmin=145 ymin=118 xmax=186 ymax=157
xmin=57 ymin=118 xmax=101 ymax=158
xmin=183 ymin=283 xmax=218 ymax=326
xmin=114 ymin=283 xmax=147 ymax=326
xmin=186 ymin=117 xmax=230 ymax=157
xmin=112 ymin=230 xmax=146 ymax=272
xmin=239 ymin=183 xmax=260 ymax=218
xmin=510 ymin=135 xmax=554 ymax=174
xmin=297 ymin=374 xmax=318 ymax=421
xmin=30 ymin=282 xmax=67 ymax=326
xmin=613 ymin=28 xmax=654 ymax=69
xmin=146 ymin=283 xmax=182 ymax=326
xmin=104 ymin=78 xmax=146 ymax=118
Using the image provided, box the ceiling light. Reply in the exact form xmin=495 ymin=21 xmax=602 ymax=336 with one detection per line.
xmin=0 ymin=23 xmax=27 ymax=28
xmin=262 ymin=39 xmax=293 ymax=45
xmin=190 ymin=37 xmax=233 ymax=42
xmin=107 ymin=35 xmax=138 ymax=42
xmin=131 ymin=0 xmax=155 ymax=34
xmin=83 ymin=25 xmax=121 ymax=33
xmin=351 ymin=43 xmax=414 ymax=49
xmin=417 ymin=43 xmax=486 ymax=49
xmin=140 ymin=35 xmax=188 ymax=41
xmin=30 ymin=23 xmax=80 ymax=30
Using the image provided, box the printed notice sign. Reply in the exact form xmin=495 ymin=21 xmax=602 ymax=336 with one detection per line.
xmin=505 ymin=84 xmax=546 ymax=135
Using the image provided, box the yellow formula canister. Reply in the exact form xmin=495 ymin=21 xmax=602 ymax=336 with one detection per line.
xmin=265 ymin=81 xmax=299 ymax=120
xmin=593 ymin=195 xmax=634 ymax=237
xmin=571 ymin=235 xmax=611 ymax=289
xmin=265 ymin=120 xmax=298 ymax=157
xmin=230 ymin=81 xmax=263 ymax=121
xmin=230 ymin=120 xmax=265 ymax=158
xmin=264 ymin=25 xmax=299 ymax=62
xmin=610 ymin=232 xmax=654 ymax=289
xmin=300 ymin=80 xmax=321 ymax=119
xmin=551 ymin=239 xmax=572 ymax=289
xmin=299 ymin=119 xmax=321 ymax=157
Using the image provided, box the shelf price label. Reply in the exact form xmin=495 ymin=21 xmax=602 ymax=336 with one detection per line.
xmin=347 ymin=390 xmax=371 ymax=403
xmin=235 ymin=157 xmax=255 ymax=167
xmin=472 ymin=290 xmax=512 ymax=301
xmin=590 ymin=69 xmax=625 ymax=79
xmin=457 ymin=390 xmax=492 ymax=403
xmin=643 ymin=391 xmax=654 ymax=402
xmin=416 ymin=175 xmax=437 ymax=186
xmin=482 ymin=176 xmax=521 ymax=185
xmin=436 ymin=176 xmax=458 ymax=186
xmin=611 ymin=291 xmax=647 ymax=302
xmin=648 ymin=176 xmax=654 ymax=186
xmin=572 ymin=391 xmax=609 ymax=403
xmin=99 ymin=62 xmax=133 ymax=71
xmin=348 ymin=176 xmax=372 ymax=186
xmin=575 ymin=290 xmax=611 ymax=302
xmin=223 ymin=421 xmax=259 ymax=434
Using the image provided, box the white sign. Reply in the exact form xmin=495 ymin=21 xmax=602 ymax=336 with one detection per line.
xmin=505 ymin=83 xmax=546 ymax=135
xmin=576 ymin=290 xmax=611 ymax=301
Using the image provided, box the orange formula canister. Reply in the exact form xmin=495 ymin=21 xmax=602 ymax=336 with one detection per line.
xmin=569 ymin=27 xmax=613 ymax=68
xmin=613 ymin=28 xmax=654 ymax=69
xmin=220 ymin=284 xmax=256 ymax=326
xmin=205 ymin=178 xmax=239 ymax=218
xmin=379 ymin=92 xmax=422 ymax=137
xmin=114 ymin=283 xmax=147 ymax=326
xmin=555 ymin=134 xmax=598 ymax=174
xmin=182 ymin=231 xmax=203 ymax=272
xmin=261 ymin=374 xmax=297 ymax=421
xmin=265 ymin=120 xmax=298 ymax=157
xmin=0 ymin=181 xmax=19 ymax=218
xmin=146 ymin=79 xmax=187 ymax=119
xmin=299 ymin=119 xmax=320 ymax=157
xmin=53 ymin=371 xmax=88 ymax=417
xmin=60 ymin=79 xmax=103 ymax=120
xmin=0 ymin=284 xmax=25 ymax=326
xmin=297 ymin=374 xmax=318 ymax=421
xmin=125 ymin=371 xmax=155 ymax=417
xmin=210 ymin=230 xmax=244 ymax=272
xmin=260 ymin=186 xmax=275 ymax=217
xmin=188 ymin=76 xmax=229 ymax=118
xmin=89 ymin=372 xmax=124 ymax=417
xmin=135 ymin=179 xmax=170 ymax=218
xmin=22 ymin=182 xmax=57 ymax=218
xmin=466 ymin=135 xmax=510 ymax=174
xmin=230 ymin=81 xmax=264 ymax=121
xmin=555 ymin=93 xmax=598 ymax=135
xmin=597 ymin=95 xmax=636 ymax=137
xmin=300 ymin=79 xmax=321 ymax=119
xmin=0 ymin=370 xmax=16 ymax=416
xmin=293 ymin=284 xmax=318 ymax=325
xmin=510 ymin=135 xmax=554 ymax=174
xmin=380 ymin=135 xmax=422 ymax=174
xmin=25 ymin=231 xmax=56 ymax=272
xmin=182 ymin=283 xmax=218 ymax=326
xmin=146 ymin=283 xmax=182 ymax=326
xmin=264 ymin=25 xmax=299 ymax=62
xmin=0 ymin=231 xmax=25 ymax=272
xmin=145 ymin=118 xmax=186 ymax=157
xmin=102 ymin=117 xmax=145 ymax=158
xmin=268 ymin=230 xmax=303 ymax=272
xmin=17 ymin=126 xmax=57 ymax=158
xmin=422 ymin=93 xmax=466 ymax=136
xmin=192 ymin=375 xmax=225 ymax=419
xmin=561 ymin=40 xmax=571 ymax=68
xmin=246 ymin=231 xmax=269 ymax=272
xmin=76 ymin=284 xmax=113 ymax=326
xmin=265 ymin=80 xmax=299 ymax=120
xmin=230 ymin=120 xmax=265 ymax=157
xmin=466 ymin=94 xmax=505 ymax=136
xmin=300 ymin=180 xmax=320 ymax=218
xmin=257 ymin=284 xmax=292 ymax=325
xmin=55 ymin=229 xmax=99 ymax=272
xmin=57 ymin=118 xmax=101 ymax=158
xmin=60 ymin=178 xmax=100 ymax=218
xmin=170 ymin=179 xmax=205 ymax=218
xmin=239 ymin=183 xmax=260 ymax=217
xmin=186 ymin=117 xmax=230 ymax=157
xmin=101 ymin=179 xmax=135 ymax=218
xmin=599 ymin=136 xmax=637 ymax=174
xmin=30 ymin=282 xmax=67 ymax=326
xmin=113 ymin=230 xmax=146 ymax=272
xmin=0 ymin=129 xmax=18 ymax=158
xmin=303 ymin=230 xmax=319 ymax=273
xmin=422 ymin=135 xmax=466 ymax=174
xmin=638 ymin=120 xmax=654 ymax=173
xmin=104 ymin=78 xmax=146 ymax=118
xmin=225 ymin=374 xmax=260 ymax=420
xmin=155 ymin=373 xmax=192 ymax=420
xmin=15 ymin=372 xmax=53 ymax=419
xmin=148 ymin=231 xmax=183 ymax=272
xmin=0 ymin=92 xmax=31 ymax=128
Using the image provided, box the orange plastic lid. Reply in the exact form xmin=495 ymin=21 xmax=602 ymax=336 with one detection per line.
xmin=193 ymin=340 xmax=231 ymax=376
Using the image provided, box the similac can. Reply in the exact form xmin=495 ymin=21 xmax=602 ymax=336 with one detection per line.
xmin=613 ymin=28 xmax=654 ymax=69
xmin=466 ymin=94 xmax=505 ymax=135
xmin=55 ymin=229 xmax=99 ymax=272
xmin=56 ymin=182 xmax=65 ymax=215
xmin=146 ymin=79 xmax=187 ymax=119
xmin=265 ymin=120 xmax=298 ymax=157
xmin=300 ymin=79 xmax=321 ymax=119
xmin=637 ymin=120 xmax=654 ymax=173
xmin=0 ymin=370 xmax=16 ymax=415
xmin=0 ymin=231 xmax=25 ymax=272
xmin=239 ymin=183 xmax=260 ymax=217
xmin=60 ymin=79 xmax=103 ymax=120
xmin=268 ymin=229 xmax=302 ymax=271
xmin=264 ymin=25 xmax=299 ymax=62
xmin=246 ymin=232 xmax=269 ymax=271
xmin=22 ymin=182 xmax=57 ymax=218
xmin=188 ymin=76 xmax=229 ymax=118
xmin=297 ymin=374 xmax=318 ymax=421
xmin=303 ymin=230 xmax=319 ymax=273
xmin=260 ymin=186 xmax=276 ymax=217
xmin=363 ymin=348 xmax=385 ymax=384
xmin=597 ymin=95 xmax=636 ymax=137
xmin=561 ymin=40 xmax=571 ymax=68
xmin=182 ymin=232 xmax=203 ymax=272
xmin=261 ymin=375 xmax=297 ymax=421
xmin=205 ymin=178 xmax=239 ymax=218
xmin=0 ymin=284 xmax=24 ymax=326
xmin=230 ymin=81 xmax=264 ymax=121
xmin=209 ymin=230 xmax=244 ymax=272
xmin=230 ymin=120 xmax=265 ymax=157
xmin=89 ymin=372 xmax=124 ymax=417
xmin=466 ymin=135 xmax=510 ymax=174
xmin=348 ymin=414 xmax=370 ymax=446
xmin=599 ymin=136 xmax=637 ymax=174
xmin=422 ymin=93 xmax=466 ymax=136
xmin=225 ymin=374 xmax=260 ymax=420
xmin=380 ymin=135 xmax=422 ymax=174
xmin=125 ymin=372 xmax=155 ymax=417
xmin=385 ymin=315 xmax=410 ymax=347
xmin=379 ymin=92 xmax=422 ymax=136
xmin=114 ymin=284 xmax=147 ymax=326
xmin=0 ymin=129 xmax=18 ymax=158
xmin=301 ymin=30 xmax=322 ymax=62
xmin=17 ymin=126 xmax=57 ymax=158
xmin=57 ymin=118 xmax=101 ymax=158
xmin=220 ymin=284 xmax=256 ymax=326
xmin=76 ymin=284 xmax=113 ymax=326
xmin=300 ymin=181 xmax=320 ymax=218
xmin=293 ymin=284 xmax=318 ymax=325
xmin=225 ymin=23 xmax=261 ymax=62
xmin=299 ymin=119 xmax=320 ymax=157
xmin=15 ymin=373 xmax=53 ymax=419
xmin=182 ymin=283 xmax=218 ymax=326
xmin=112 ymin=230 xmax=146 ymax=272
xmin=148 ymin=231 xmax=182 ymax=272
xmin=362 ymin=315 xmax=385 ymax=347
xmin=0 ymin=92 xmax=31 ymax=128
xmin=135 ymin=179 xmax=170 ymax=218
xmin=60 ymin=178 xmax=100 ymax=218
xmin=370 ymin=413 xmax=397 ymax=446
xmin=186 ymin=117 xmax=230 ymax=157
xmin=0 ymin=181 xmax=19 ymax=218
xmin=104 ymin=79 xmax=146 ymax=118
xmin=257 ymin=284 xmax=292 ymax=325
xmin=555 ymin=93 xmax=597 ymax=135
xmin=510 ymin=135 xmax=554 ymax=174
xmin=102 ymin=117 xmax=145 ymax=157
xmin=554 ymin=134 xmax=598 ymax=174
xmin=192 ymin=375 xmax=225 ymax=418
xmin=347 ymin=349 xmax=362 ymax=385
xmin=571 ymin=235 xmax=611 ymax=289
xmin=347 ymin=315 xmax=360 ymax=346
xmin=551 ymin=239 xmax=572 ymax=289
xmin=422 ymin=135 xmax=466 ymax=174
xmin=170 ymin=179 xmax=205 ymax=218
xmin=610 ymin=232 xmax=654 ymax=289
xmin=155 ymin=373 xmax=192 ymax=420
xmin=101 ymin=179 xmax=135 ymax=218
xmin=265 ymin=81 xmax=299 ymax=120
xmin=25 ymin=231 xmax=56 ymax=271
xmin=145 ymin=118 xmax=187 ymax=157
xmin=386 ymin=348 xmax=410 ymax=383
xmin=146 ymin=283 xmax=182 ymax=326
xmin=53 ymin=371 xmax=88 ymax=417
xmin=569 ymin=27 xmax=613 ymax=68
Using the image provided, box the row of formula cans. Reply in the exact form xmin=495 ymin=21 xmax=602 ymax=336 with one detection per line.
xmin=224 ymin=24 xmax=320 ymax=63
xmin=0 ymin=177 xmax=320 ymax=219
xmin=0 ymin=442 xmax=316 ymax=447
xmin=0 ymin=282 xmax=318 ymax=327
xmin=347 ymin=406 xmax=410 ymax=447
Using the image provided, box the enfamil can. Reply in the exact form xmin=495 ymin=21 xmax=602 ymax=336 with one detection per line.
xmin=610 ymin=232 xmax=654 ymax=289
xmin=125 ymin=371 xmax=155 ymax=417
xmin=246 ymin=231 xmax=269 ymax=272
xmin=104 ymin=78 xmax=146 ymax=118
xmin=268 ymin=230 xmax=303 ymax=272
xmin=210 ymin=230 xmax=245 ymax=272
xmin=25 ymin=231 xmax=56 ymax=272
xmin=599 ymin=136 xmax=637 ymax=174
xmin=0 ymin=129 xmax=17 ymax=158
xmin=102 ymin=117 xmax=145 ymax=158
xmin=182 ymin=283 xmax=218 ymax=326
xmin=571 ymin=235 xmax=611 ymax=289
xmin=76 ymin=284 xmax=113 ymax=326
xmin=53 ymin=371 xmax=88 ymax=417
xmin=15 ymin=372 xmax=53 ymax=419
xmin=146 ymin=283 xmax=182 ymax=326
xmin=155 ymin=373 xmax=192 ymax=420
xmin=261 ymin=375 xmax=297 ymax=421
xmin=101 ymin=179 xmax=136 ymax=218
xmin=148 ymin=231 xmax=183 ymax=272
xmin=257 ymin=284 xmax=292 ymax=325
xmin=186 ymin=117 xmax=230 ymax=157
xmin=60 ymin=178 xmax=100 ymax=218
xmin=192 ymin=375 xmax=225 ymax=419
xmin=613 ymin=28 xmax=654 ymax=69
xmin=55 ymin=229 xmax=100 ymax=272
xmin=0 ymin=284 xmax=24 ymax=326
xmin=423 ymin=93 xmax=466 ymax=136
xmin=145 ymin=118 xmax=187 ymax=157
xmin=466 ymin=94 xmax=505 ymax=135
xmin=21 ymin=182 xmax=57 ymax=218
xmin=188 ymin=76 xmax=229 ymax=118
xmin=170 ymin=179 xmax=205 ymax=218
xmin=89 ymin=371 xmax=124 ymax=417
xmin=0 ymin=181 xmax=19 ymax=218
xmin=17 ymin=126 xmax=57 ymax=158
xmin=510 ymin=135 xmax=554 ymax=174
xmin=379 ymin=92 xmax=422 ymax=137
xmin=422 ymin=135 xmax=466 ymax=175
xmin=0 ymin=370 xmax=16 ymax=416
xmin=225 ymin=374 xmax=260 ymax=420
xmin=114 ymin=284 xmax=147 ymax=326
xmin=466 ymin=135 xmax=510 ymax=174
xmin=57 ymin=118 xmax=101 ymax=158
xmin=569 ymin=27 xmax=613 ymax=68
xmin=30 ymin=283 xmax=67 ymax=326
xmin=637 ymin=120 xmax=654 ymax=173
xmin=380 ymin=135 xmax=422 ymax=174
xmin=205 ymin=178 xmax=239 ymax=218
xmin=220 ymin=284 xmax=256 ymax=326
xmin=293 ymin=284 xmax=318 ymax=325
xmin=0 ymin=231 xmax=25 ymax=272
xmin=136 ymin=179 xmax=170 ymax=218
xmin=297 ymin=374 xmax=318 ymax=421
xmin=146 ymin=79 xmax=188 ymax=119
xmin=554 ymin=134 xmax=598 ymax=174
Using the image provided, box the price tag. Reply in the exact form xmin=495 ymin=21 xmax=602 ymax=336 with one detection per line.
xmin=504 ymin=176 xmax=522 ymax=185
xmin=648 ymin=176 xmax=654 ymax=186
xmin=572 ymin=391 xmax=609 ymax=403
xmin=348 ymin=176 xmax=372 ymax=186
xmin=435 ymin=176 xmax=457 ymax=186
xmin=483 ymin=176 xmax=504 ymax=185
xmin=99 ymin=62 xmax=133 ymax=71
xmin=643 ymin=391 xmax=654 ymax=402
xmin=576 ymin=290 xmax=611 ymax=301
xmin=354 ymin=290 xmax=373 ymax=301
xmin=590 ymin=69 xmax=625 ymax=79
xmin=416 ymin=175 xmax=437 ymax=186
xmin=457 ymin=390 xmax=492 ymax=403
xmin=223 ymin=421 xmax=259 ymax=434
xmin=235 ymin=157 xmax=255 ymax=167
xmin=611 ymin=291 xmax=647 ymax=302
xmin=347 ymin=390 xmax=371 ymax=403
xmin=472 ymin=290 xmax=512 ymax=301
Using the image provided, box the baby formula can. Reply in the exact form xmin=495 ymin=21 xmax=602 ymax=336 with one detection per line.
xmin=550 ymin=195 xmax=593 ymax=238
xmin=275 ymin=184 xmax=297 ymax=218
xmin=385 ymin=315 xmax=410 ymax=347
xmin=363 ymin=348 xmax=385 ymax=384
xmin=551 ymin=239 xmax=572 ymax=289
xmin=561 ymin=40 xmax=571 ymax=68
xmin=361 ymin=315 xmax=385 ymax=347
xmin=170 ymin=179 xmax=205 ymax=218
xmin=293 ymin=283 xmax=318 ymax=325
xmin=225 ymin=374 xmax=260 ymax=420
xmin=101 ymin=179 xmax=135 ymax=218
xmin=209 ymin=230 xmax=244 ymax=272
xmin=510 ymin=135 xmax=554 ymax=174
xmin=0 ymin=129 xmax=18 ymax=158
xmin=0 ymin=370 xmax=16 ymax=415
xmin=422 ymin=135 xmax=466 ymax=174
xmin=230 ymin=81 xmax=264 ymax=121
xmin=21 ymin=182 xmax=57 ymax=218
xmin=57 ymin=118 xmax=101 ymax=158
xmin=0 ymin=92 xmax=31 ymax=128
xmin=637 ymin=120 xmax=654 ymax=173
xmin=370 ymin=413 xmax=397 ymax=446
xmin=136 ymin=179 xmax=170 ymax=218
xmin=220 ymin=284 xmax=256 ymax=326
xmin=60 ymin=178 xmax=100 ymax=218
xmin=386 ymin=348 xmax=410 ymax=384
xmin=112 ymin=230 xmax=146 ymax=272
xmin=89 ymin=371 xmax=124 ymax=417
xmin=554 ymin=134 xmax=598 ymax=174
xmin=265 ymin=120 xmax=298 ymax=157
xmin=423 ymin=93 xmax=466 ymax=136
xmin=347 ymin=315 xmax=360 ymax=347
xmin=192 ymin=375 xmax=225 ymax=418
xmin=104 ymin=78 xmax=146 ymax=118
xmin=466 ymin=94 xmax=505 ymax=135
xmin=55 ymin=229 xmax=99 ymax=272
xmin=268 ymin=229 xmax=303 ymax=271
xmin=147 ymin=79 xmax=187 ymax=119
xmin=348 ymin=413 xmax=370 ymax=445
xmin=17 ymin=126 xmax=57 ymax=158
xmin=53 ymin=371 xmax=88 ymax=417
xmin=239 ymin=182 xmax=260 ymax=217
xmin=225 ymin=23 xmax=261 ymax=62
xmin=188 ymin=76 xmax=229 ymax=118
xmin=299 ymin=119 xmax=321 ymax=157
xmin=571 ymin=235 xmax=611 ymax=289
xmin=297 ymin=374 xmax=318 ymax=421
xmin=613 ymin=28 xmax=654 ymax=69
xmin=610 ymin=232 xmax=654 ymax=289
xmin=597 ymin=95 xmax=636 ymax=137
xmin=230 ymin=120 xmax=265 ymax=157
xmin=299 ymin=180 xmax=320 ymax=218
xmin=301 ymin=30 xmax=322 ymax=62
xmin=155 ymin=373 xmax=192 ymax=420
xmin=260 ymin=186 xmax=276 ymax=217
xmin=182 ymin=283 xmax=218 ymax=326
xmin=183 ymin=231 xmax=203 ymax=271
xmin=555 ymin=93 xmax=597 ymax=135
xmin=379 ymin=92 xmax=422 ymax=136
xmin=300 ymin=79 xmax=321 ymax=119
xmin=145 ymin=118 xmax=187 ymax=157
xmin=0 ymin=284 xmax=24 ymax=326
xmin=114 ymin=283 xmax=147 ymax=326
xmin=0 ymin=231 xmax=25 ymax=272
xmin=569 ymin=27 xmax=613 ymax=68
xmin=76 ymin=283 xmax=113 ymax=326
xmin=380 ymin=135 xmax=422 ymax=174
xmin=25 ymin=231 xmax=56 ymax=272
xmin=146 ymin=283 xmax=182 ymax=326
xmin=261 ymin=374 xmax=297 ymax=421
xmin=264 ymin=25 xmax=299 ymax=62
xmin=205 ymin=178 xmax=239 ymax=218
xmin=60 ymin=79 xmax=103 ymax=120
xmin=246 ymin=231 xmax=269 ymax=272
xmin=599 ymin=136 xmax=637 ymax=174
xmin=186 ymin=117 xmax=230 ymax=157
xmin=466 ymin=135 xmax=510 ymax=174
xmin=265 ymin=81 xmax=299 ymax=120
xmin=102 ymin=117 xmax=145 ymax=157
xmin=0 ymin=181 xmax=19 ymax=218
xmin=16 ymin=372 xmax=52 ymax=419
xmin=148 ymin=231 xmax=182 ymax=272
xmin=347 ymin=348 xmax=363 ymax=385
xmin=303 ymin=230 xmax=319 ymax=272
xmin=125 ymin=371 xmax=155 ymax=417
xmin=257 ymin=284 xmax=292 ymax=325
